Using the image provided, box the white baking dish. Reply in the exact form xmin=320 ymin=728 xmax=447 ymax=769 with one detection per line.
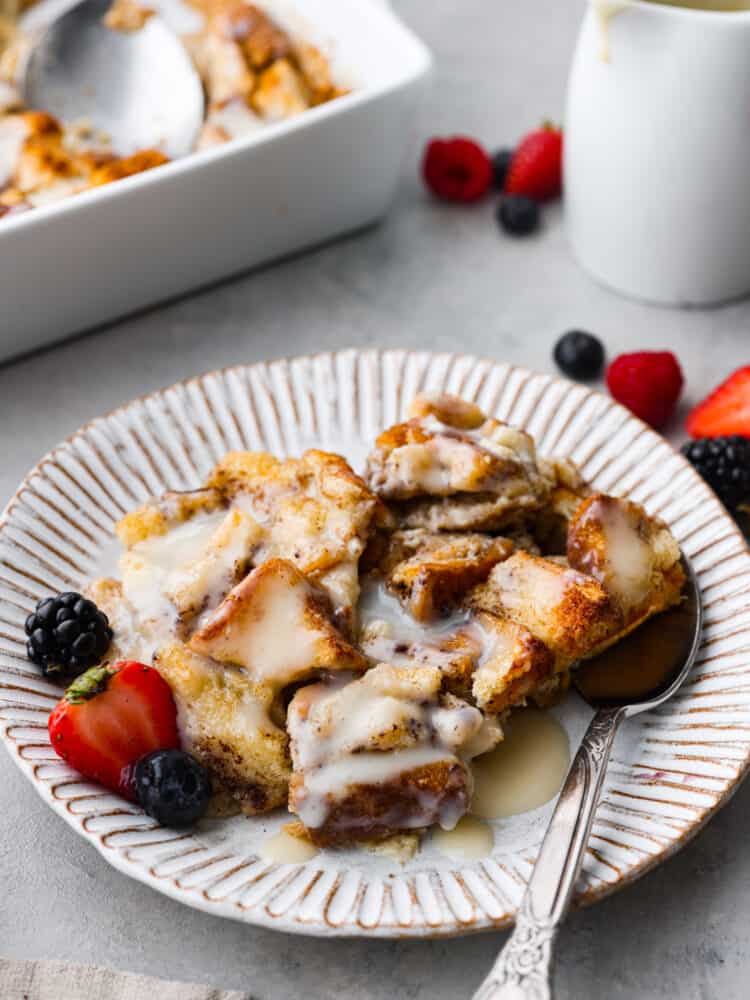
xmin=0 ymin=0 xmax=431 ymax=363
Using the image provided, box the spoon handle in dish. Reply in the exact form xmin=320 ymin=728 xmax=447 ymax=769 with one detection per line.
xmin=471 ymin=705 xmax=625 ymax=1000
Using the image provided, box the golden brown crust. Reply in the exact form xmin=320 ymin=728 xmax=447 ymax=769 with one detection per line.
xmin=103 ymin=0 xmax=155 ymax=33
xmin=116 ymin=488 xmax=224 ymax=547
xmin=468 ymin=551 xmax=622 ymax=670
xmin=206 ymin=448 xmax=385 ymax=624
xmin=155 ymin=641 xmax=289 ymax=816
xmin=377 ymin=529 xmax=513 ymax=621
xmin=408 ymin=393 xmax=486 ymax=430
xmin=567 ymin=493 xmax=684 ymax=623
xmin=471 ymin=612 xmax=555 ymax=714
xmin=89 ymin=149 xmax=168 ymax=186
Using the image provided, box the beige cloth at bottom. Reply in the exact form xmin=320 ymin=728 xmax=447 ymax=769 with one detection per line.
xmin=0 ymin=957 xmax=256 ymax=1000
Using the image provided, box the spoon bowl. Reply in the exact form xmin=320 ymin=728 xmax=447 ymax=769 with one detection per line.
xmin=22 ymin=0 xmax=204 ymax=159
xmin=575 ymin=556 xmax=703 ymax=711
xmin=473 ymin=556 xmax=702 ymax=1000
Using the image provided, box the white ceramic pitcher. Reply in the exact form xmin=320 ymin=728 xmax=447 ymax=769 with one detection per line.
xmin=565 ymin=1 xmax=750 ymax=306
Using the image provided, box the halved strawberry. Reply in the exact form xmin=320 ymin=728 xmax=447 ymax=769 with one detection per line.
xmin=686 ymin=367 xmax=750 ymax=438
xmin=504 ymin=124 xmax=563 ymax=202
xmin=48 ymin=660 xmax=179 ymax=800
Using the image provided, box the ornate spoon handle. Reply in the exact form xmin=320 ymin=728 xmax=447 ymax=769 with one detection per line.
xmin=472 ymin=705 xmax=625 ymax=1000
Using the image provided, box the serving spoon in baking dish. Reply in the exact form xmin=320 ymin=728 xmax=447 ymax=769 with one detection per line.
xmin=472 ymin=555 xmax=703 ymax=1000
xmin=22 ymin=0 xmax=204 ymax=159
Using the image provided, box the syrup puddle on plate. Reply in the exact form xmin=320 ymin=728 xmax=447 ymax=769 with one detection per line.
xmin=432 ymin=708 xmax=571 ymax=862
xmin=471 ymin=708 xmax=570 ymax=821
xmin=432 ymin=816 xmax=494 ymax=861
xmin=260 ymin=829 xmax=319 ymax=864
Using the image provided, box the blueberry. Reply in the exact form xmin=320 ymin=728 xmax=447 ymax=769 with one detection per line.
xmin=491 ymin=148 xmax=514 ymax=189
xmin=135 ymin=749 xmax=212 ymax=828
xmin=497 ymin=195 xmax=540 ymax=236
xmin=553 ymin=330 xmax=605 ymax=381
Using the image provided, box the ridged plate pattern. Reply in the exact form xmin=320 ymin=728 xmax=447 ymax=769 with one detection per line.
xmin=1 ymin=350 xmax=749 ymax=938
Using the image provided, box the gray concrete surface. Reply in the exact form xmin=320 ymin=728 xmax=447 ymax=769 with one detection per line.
xmin=1 ymin=1 xmax=748 ymax=997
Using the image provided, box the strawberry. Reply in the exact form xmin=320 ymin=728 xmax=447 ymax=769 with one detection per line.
xmin=504 ymin=124 xmax=563 ymax=202
xmin=48 ymin=660 xmax=179 ymax=800
xmin=686 ymin=366 xmax=750 ymax=438
xmin=422 ymin=136 xmax=493 ymax=203
xmin=606 ymin=351 xmax=684 ymax=429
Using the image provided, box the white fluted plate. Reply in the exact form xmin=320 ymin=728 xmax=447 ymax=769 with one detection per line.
xmin=1 ymin=349 xmax=749 ymax=938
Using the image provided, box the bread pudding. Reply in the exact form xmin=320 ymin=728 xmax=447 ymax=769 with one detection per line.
xmin=0 ymin=0 xmax=346 ymax=218
xmin=70 ymin=393 xmax=686 ymax=848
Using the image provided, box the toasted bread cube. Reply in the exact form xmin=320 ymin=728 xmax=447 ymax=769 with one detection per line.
xmin=85 ymin=577 xmax=142 ymax=663
xmin=366 ymin=395 xmax=554 ymax=505
xmin=468 ymin=551 xmax=621 ymax=670
xmin=359 ymin=624 xmax=480 ymax=701
xmin=184 ymin=32 xmax=255 ymax=107
xmin=252 ymin=58 xmax=310 ymax=120
xmin=89 ymin=149 xmax=168 ymax=187
xmin=116 ymin=488 xmax=224 ymax=547
xmin=119 ymin=506 xmax=256 ymax=640
xmin=103 ymin=0 xmax=155 ymax=32
xmin=163 ymin=508 xmax=263 ymax=618
xmin=470 ymin=612 xmax=555 ymax=714
xmin=567 ymin=494 xmax=684 ymax=622
xmin=189 ymin=558 xmax=367 ymax=689
xmin=366 ymin=422 xmax=520 ymax=501
xmin=287 ymin=664 xmax=501 ymax=845
xmin=293 ymin=42 xmax=338 ymax=103
xmin=209 ymin=2 xmax=291 ymax=69
xmin=379 ymin=529 xmax=513 ymax=621
xmin=205 ymin=449 xmax=384 ymax=625
xmin=408 ymin=393 xmax=486 ymax=430
xmin=155 ymin=642 xmax=289 ymax=815
xmin=396 ymin=492 xmax=540 ymax=533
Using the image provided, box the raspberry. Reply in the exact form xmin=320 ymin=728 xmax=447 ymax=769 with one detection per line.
xmin=422 ymin=137 xmax=493 ymax=203
xmin=606 ymin=352 xmax=684 ymax=429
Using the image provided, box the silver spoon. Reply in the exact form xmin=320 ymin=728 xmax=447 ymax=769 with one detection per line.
xmin=22 ymin=0 xmax=204 ymax=159
xmin=473 ymin=556 xmax=703 ymax=1000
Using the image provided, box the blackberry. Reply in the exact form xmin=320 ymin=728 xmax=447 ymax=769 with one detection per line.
xmin=25 ymin=591 xmax=112 ymax=680
xmin=682 ymin=436 xmax=750 ymax=511
xmin=135 ymin=749 xmax=212 ymax=828
xmin=554 ymin=330 xmax=605 ymax=381
xmin=497 ymin=194 xmax=540 ymax=236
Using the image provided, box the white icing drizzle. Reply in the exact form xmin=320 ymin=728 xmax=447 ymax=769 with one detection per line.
xmin=571 ymin=497 xmax=654 ymax=612
xmin=358 ymin=577 xmax=471 ymax=646
xmin=288 ymin=666 xmax=500 ymax=833
xmin=118 ymin=509 xmax=231 ymax=652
